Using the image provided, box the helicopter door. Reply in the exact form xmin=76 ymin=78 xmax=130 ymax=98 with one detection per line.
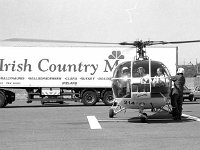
xmin=131 ymin=60 xmax=151 ymax=99
xmin=151 ymin=63 xmax=171 ymax=98
xmin=112 ymin=62 xmax=131 ymax=99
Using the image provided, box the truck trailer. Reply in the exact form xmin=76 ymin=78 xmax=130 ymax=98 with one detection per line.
xmin=0 ymin=46 xmax=136 ymax=107
xmin=0 ymin=46 xmax=177 ymax=107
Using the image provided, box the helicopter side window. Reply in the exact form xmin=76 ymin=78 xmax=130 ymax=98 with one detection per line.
xmin=112 ymin=79 xmax=131 ymax=98
xmin=112 ymin=62 xmax=131 ymax=98
xmin=151 ymin=65 xmax=170 ymax=96
xmin=118 ymin=66 xmax=131 ymax=98
xmin=151 ymin=66 xmax=170 ymax=87
xmin=152 ymin=67 xmax=166 ymax=87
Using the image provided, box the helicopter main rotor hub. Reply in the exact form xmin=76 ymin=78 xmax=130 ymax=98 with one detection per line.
xmin=134 ymin=41 xmax=148 ymax=60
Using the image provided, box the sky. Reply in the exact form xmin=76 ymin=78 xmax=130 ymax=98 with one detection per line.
xmin=1 ymin=0 xmax=200 ymax=65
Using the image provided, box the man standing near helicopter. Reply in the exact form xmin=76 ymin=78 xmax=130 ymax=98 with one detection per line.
xmin=170 ymin=68 xmax=185 ymax=120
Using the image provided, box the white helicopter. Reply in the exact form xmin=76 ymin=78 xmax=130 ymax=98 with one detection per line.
xmin=4 ymin=38 xmax=200 ymax=122
xmin=109 ymin=40 xmax=200 ymax=122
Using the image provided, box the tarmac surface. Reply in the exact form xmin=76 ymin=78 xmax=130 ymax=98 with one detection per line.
xmin=1 ymin=100 xmax=200 ymax=150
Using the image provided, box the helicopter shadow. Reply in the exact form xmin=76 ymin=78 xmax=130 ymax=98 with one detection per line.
xmin=127 ymin=110 xmax=194 ymax=124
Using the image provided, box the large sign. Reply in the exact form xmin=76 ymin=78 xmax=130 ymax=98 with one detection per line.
xmin=0 ymin=47 xmax=134 ymax=87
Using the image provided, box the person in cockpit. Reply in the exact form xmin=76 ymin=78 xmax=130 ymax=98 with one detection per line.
xmin=152 ymin=67 xmax=166 ymax=87
xmin=122 ymin=67 xmax=131 ymax=78
xmin=121 ymin=67 xmax=131 ymax=98
xmin=137 ymin=67 xmax=150 ymax=84
xmin=137 ymin=67 xmax=150 ymax=92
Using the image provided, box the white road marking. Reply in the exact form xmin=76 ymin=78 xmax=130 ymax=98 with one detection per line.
xmin=87 ymin=116 xmax=102 ymax=129
xmin=182 ymin=114 xmax=200 ymax=122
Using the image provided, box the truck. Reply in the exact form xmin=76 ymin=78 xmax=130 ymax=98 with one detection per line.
xmin=0 ymin=46 xmax=136 ymax=107
xmin=0 ymin=46 xmax=177 ymax=107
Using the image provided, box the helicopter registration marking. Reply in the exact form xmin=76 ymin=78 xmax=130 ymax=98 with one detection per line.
xmin=124 ymin=100 xmax=135 ymax=105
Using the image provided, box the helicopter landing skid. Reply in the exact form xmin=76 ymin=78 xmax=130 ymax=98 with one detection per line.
xmin=156 ymin=100 xmax=172 ymax=114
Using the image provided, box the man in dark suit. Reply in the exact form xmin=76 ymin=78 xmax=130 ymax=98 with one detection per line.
xmin=170 ymin=68 xmax=185 ymax=120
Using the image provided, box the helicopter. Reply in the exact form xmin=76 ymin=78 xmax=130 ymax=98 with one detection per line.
xmin=108 ymin=40 xmax=200 ymax=122
xmin=4 ymin=38 xmax=200 ymax=122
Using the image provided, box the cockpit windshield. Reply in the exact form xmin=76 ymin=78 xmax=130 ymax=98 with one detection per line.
xmin=112 ymin=60 xmax=171 ymax=99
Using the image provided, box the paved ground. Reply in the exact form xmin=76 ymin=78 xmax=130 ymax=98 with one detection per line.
xmin=1 ymin=100 xmax=200 ymax=150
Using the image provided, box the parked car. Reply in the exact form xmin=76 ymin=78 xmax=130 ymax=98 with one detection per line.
xmin=193 ymin=86 xmax=200 ymax=101
xmin=183 ymin=85 xmax=194 ymax=101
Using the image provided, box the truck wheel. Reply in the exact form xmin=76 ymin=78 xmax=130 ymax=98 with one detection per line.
xmin=103 ymin=91 xmax=114 ymax=106
xmin=82 ymin=91 xmax=97 ymax=106
xmin=2 ymin=101 xmax=8 ymax=107
xmin=0 ymin=91 xmax=6 ymax=108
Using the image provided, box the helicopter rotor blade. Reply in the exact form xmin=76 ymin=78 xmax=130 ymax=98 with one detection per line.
xmin=4 ymin=38 xmax=200 ymax=47
xmin=3 ymin=38 xmax=122 ymax=45
xmin=149 ymin=40 xmax=200 ymax=45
